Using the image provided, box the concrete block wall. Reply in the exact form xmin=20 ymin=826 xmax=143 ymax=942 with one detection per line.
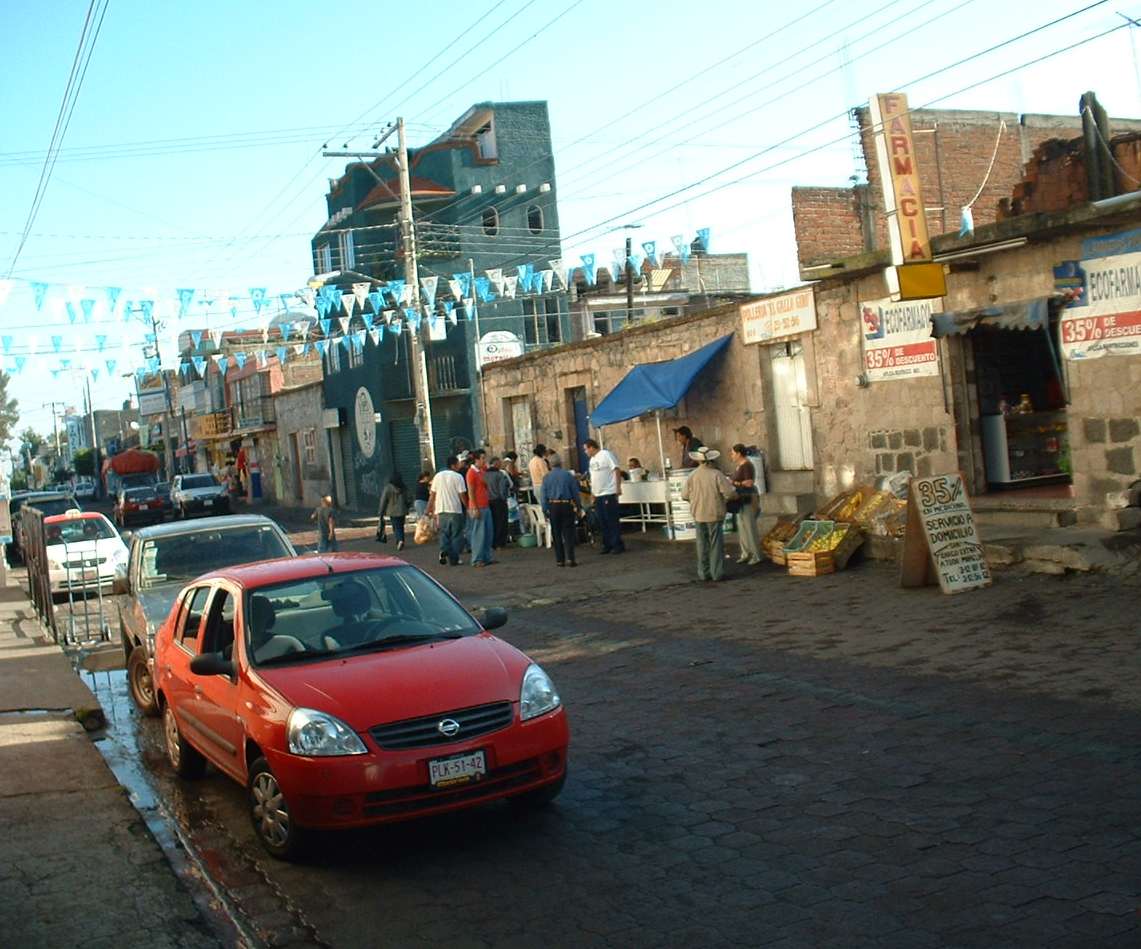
xmin=790 ymin=187 xmax=867 ymax=266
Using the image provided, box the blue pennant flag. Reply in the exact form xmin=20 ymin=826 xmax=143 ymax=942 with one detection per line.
xmin=123 ymin=299 xmax=133 ymax=322
xmin=105 ymin=286 xmax=121 ymax=314
xmin=275 ymin=346 xmax=288 ymax=365
xmin=190 ymin=330 xmax=203 ymax=350
xmin=80 ymin=298 xmax=96 ymax=322
xmin=362 ymin=313 xmax=374 ymax=331
xmin=105 ymin=358 xmax=116 ymax=375
xmin=367 ymin=290 xmax=383 ymax=314
xmin=315 ymin=297 xmax=329 ymax=319
xmin=60 ymin=358 xmax=71 ymax=369
xmin=192 ymin=356 xmax=207 ymax=375
xmin=406 ymin=310 xmax=421 ymax=331
xmin=179 ymin=361 xmax=190 ymax=378
xmin=95 ymin=334 xmax=107 ymax=352
xmin=452 ymin=272 xmax=472 ymax=298
xmin=146 ymin=356 xmax=160 ymax=374
xmin=328 ymin=288 xmax=343 ymax=315
xmin=580 ymin=253 xmax=597 ymax=285
xmin=66 ymin=301 xmax=78 ymax=324
xmin=352 ymin=330 xmax=366 ymax=351
xmin=177 ymin=288 xmax=195 ymax=318
xmin=217 ymin=356 xmax=229 ymax=375
xmin=51 ymin=335 xmax=63 ymax=353
xmin=91 ymin=368 xmax=100 ymax=382
xmin=319 ymin=318 xmax=332 ymax=337
xmin=387 ymin=279 xmax=405 ymax=304
xmin=279 ymin=293 xmax=293 ymax=312
xmin=32 ymin=282 xmax=48 ymax=311
xmin=315 ymin=339 xmax=329 ymax=356
xmin=0 ymin=336 xmax=10 ymax=355
xmin=14 ymin=356 xmax=26 ymax=373
xmin=474 ymin=277 xmax=492 ymax=303
xmin=50 ymin=369 xmax=61 ymax=380
xmin=233 ymin=352 xmax=247 ymax=370
xmin=339 ymin=334 xmax=351 ymax=351
xmin=140 ymin=299 xmax=154 ymax=320
xmin=642 ymin=241 xmax=659 ymax=267
xmin=249 ymin=287 xmax=267 ymax=313
xmin=280 ymin=323 xmax=291 ymax=342
xmin=628 ymin=253 xmax=644 ymax=274
xmin=695 ymin=227 xmax=710 ymax=252
xmin=671 ymin=234 xmax=690 ymax=263
xmin=516 ymin=264 xmax=529 ymax=286
xmin=443 ymin=300 xmax=455 ymax=316
xmin=144 ymin=332 xmax=156 ymax=344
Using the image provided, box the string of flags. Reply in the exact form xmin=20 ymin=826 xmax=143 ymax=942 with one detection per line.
xmin=0 ymin=227 xmax=711 ymax=382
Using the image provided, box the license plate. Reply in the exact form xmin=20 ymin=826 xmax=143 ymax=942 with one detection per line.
xmin=203 ymin=499 xmax=213 ymax=507
xmin=428 ymin=750 xmax=486 ymax=788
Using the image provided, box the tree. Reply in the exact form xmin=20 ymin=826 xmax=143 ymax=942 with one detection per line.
xmin=73 ymin=448 xmax=95 ymax=477
xmin=0 ymin=371 xmax=17 ymax=446
xmin=18 ymin=428 xmax=46 ymax=465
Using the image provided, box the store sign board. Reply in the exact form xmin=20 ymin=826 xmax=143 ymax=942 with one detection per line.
xmin=1058 ymin=252 xmax=1141 ymax=360
xmin=137 ymin=390 xmax=167 ymax=417
xmin=869 ymin=92 xmax=932 ymax=265
xmin=741 ymin=289 xmax=817 ymax=345
xmin=900 ymin=472 xmax=991 ymax=595
xmin=353 ymin=386 xmax=377 ymax=458
xmin=477 ymin=331 xmax=524 ymax=369
xmin=860 ymin=296 xmax=940 ymax=381
xmin=1081 ymin=227 xmax=1141 ymax=260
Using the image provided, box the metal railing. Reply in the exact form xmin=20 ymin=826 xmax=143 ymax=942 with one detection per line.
xmin=231 ymin=396 xmax=276 ymax=431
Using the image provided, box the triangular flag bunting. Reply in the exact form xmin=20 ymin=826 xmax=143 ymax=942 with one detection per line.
xmin=368 ymin=290 xmax=384 ymax=314
xmin=192 ymin=356 xmax=207 ymax=375
xmin=504 ymin=275 xmax=518 ymax=299
xmin=276 ymin=347 xmax=288 ymax=365
xmin=177 ymin=288 xmax=195 ymax=318
xmin=420 ymin=275 xmax=438 ymax=308
xmin=80 ymin=298 xmax=96 ymax=322
xmin=234 ymin=352 xmax=247 ymax=369
xmin=190 ymin=330 xmax=203 ymax=350
xmin=352 ymin=281 xmax=370 ymax=309
xmin=549 ymin=259 xmax=568 ymax=290
xmin=249 ymin=288 xmax=267 ymax=313
xmin=485 ymin=268 xmax=504 ymax=295
xmin=368 ymin=328 xmax=381 ymax=347
xmin=338 ymin=316 xmax=350 ymax=336
xmin=695 ymin=227 xmax=710 ymax=252
xmin=210 ymin=329 xmax=223 ymax=348
xmin=105 ymin=358 xmax=116 ymax=375
xmin=341 ymin=293 xmax=355 ymax=318
xmin=32 ymin=282 xmax=49 ymax=310
xmin=448 ymin=278 xmax=464 ymax=302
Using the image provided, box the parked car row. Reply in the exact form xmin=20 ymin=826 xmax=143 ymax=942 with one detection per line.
xmin=113 ymin=474 xmax=228 ymax=527
xmin=8 ymin=490 xmax=82 ymax=564
xmin=114 ymin=513 xmax=569 ymax=860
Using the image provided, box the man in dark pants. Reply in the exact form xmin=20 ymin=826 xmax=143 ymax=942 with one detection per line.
xmin=485 ymin=457 xmax=512 ymax=549
xmin=541 ymin=455 xmax=582 ymax=567
xmin=583 ymin=438 xmax=625 ymax=554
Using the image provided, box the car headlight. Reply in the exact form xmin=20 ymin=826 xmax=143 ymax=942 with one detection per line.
xmin=520 ymin=663 xmax=561 ymax=721
xmin=287 ymin=708 xmax=367 ymax=757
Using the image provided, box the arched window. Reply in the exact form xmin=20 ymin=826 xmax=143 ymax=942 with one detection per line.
xmin=527 ymin=205 xmax=543 ymax=234
xmin=482 ymin=206 xmax=499 ymax=236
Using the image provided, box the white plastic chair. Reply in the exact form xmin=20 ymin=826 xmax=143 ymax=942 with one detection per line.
xmin=522 ymin=503 xmax=552 ymax=548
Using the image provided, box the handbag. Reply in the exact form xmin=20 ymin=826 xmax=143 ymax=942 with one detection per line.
xmin=726 ymin=498 xmax=743 ymax=514
xmin=414 ymin=517 xmax=437 ymax=545
xmin=376 ymin=522 xmax=388 ymax=543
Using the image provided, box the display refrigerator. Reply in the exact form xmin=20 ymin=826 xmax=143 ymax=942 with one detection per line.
xmin=982 ymin=410 xmax=1070 ymax=486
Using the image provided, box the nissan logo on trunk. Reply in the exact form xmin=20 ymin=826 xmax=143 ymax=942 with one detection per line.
xmin=437 ymin=719 xmax=460 ymax=737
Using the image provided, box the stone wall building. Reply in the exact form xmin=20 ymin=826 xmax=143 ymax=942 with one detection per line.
xmin=271 ymin=380 xmax=331 ymax=508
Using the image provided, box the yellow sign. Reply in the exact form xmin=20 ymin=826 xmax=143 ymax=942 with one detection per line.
xmin=892 ymin=261 xmax=947 ymax=300
xmin=870 ymin=93 xmax=931 ymax=264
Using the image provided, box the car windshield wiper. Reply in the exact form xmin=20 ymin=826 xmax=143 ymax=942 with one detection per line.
xmin=338 ymin=632 xmax=462 ymax=654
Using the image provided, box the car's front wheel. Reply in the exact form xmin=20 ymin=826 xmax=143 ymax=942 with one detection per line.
xmin=127 ymin=646 xmax=159 ymax=717
xmin=163 ymin=704 xmax=206 ymax=778
xmin=248 ymin=757 xmax=305 ymax=860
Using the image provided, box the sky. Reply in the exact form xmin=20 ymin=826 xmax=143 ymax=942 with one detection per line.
xmin=1 ymin=0 xmax=1139 ymax=442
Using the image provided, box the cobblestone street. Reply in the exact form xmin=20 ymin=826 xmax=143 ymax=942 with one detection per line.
xmin=96 ymin=530 xmax=1140 ymax=948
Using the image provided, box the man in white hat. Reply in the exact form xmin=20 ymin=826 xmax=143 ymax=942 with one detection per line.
xmin=680 ymin=446 xmax=736 ymax=581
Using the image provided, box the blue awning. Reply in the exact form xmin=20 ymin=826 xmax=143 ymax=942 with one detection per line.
xmin=591 ymin=334 xmax=733 ymax=427
xmin=931 ymin=297 xmax=1050 ymax=337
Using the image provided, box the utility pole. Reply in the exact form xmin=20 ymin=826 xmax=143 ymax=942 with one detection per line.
xmin=468 ymin=257 xmax=487 ymax=448
xmin=42 ymin=401 xmax=64 ymax=458
xmin=322 ymin=118 xmax=436 ymax=469
xmin=84 ymin=375 xmax=100 ymax=498
xmin=138 ymin=304 xmax=176 ymax=478
xmin=625 ymin=234 xmax=634 ymax=321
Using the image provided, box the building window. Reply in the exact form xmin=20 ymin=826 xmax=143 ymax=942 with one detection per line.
xmin=593 ymin=312 xmax=611 ymax=336
xmin=339 ymin=230 xmax=355 ymax=270
xmin=315 ymin=242 xmax=332 ymax=273
xmin=482 ymin=206 xmax=499 ymax=236
xmin=544 ymin=297 xmax=561 ymax=343
xmin=524 ymin=299 xmax=540 ymax=345
xmin=475 ymin=120 xmax=497 ymax=160
xmin=302 ymin=428 xmax=317 ymax=465
xmin=527 ymin=205 xmax=543 ymax=234
xmin=327 ymin=340 xmax=341 ymax=374
xmin=347 ymin=334 xmax=364 ymax=369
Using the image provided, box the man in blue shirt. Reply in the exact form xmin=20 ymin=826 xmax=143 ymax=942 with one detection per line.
xmin=541 ymin=454 xmax=582 ymax=567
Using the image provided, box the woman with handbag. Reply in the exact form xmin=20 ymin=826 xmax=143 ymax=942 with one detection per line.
xmin=377 ymin=472 xmax=411 ymax=551
xmin=729 ymin=443 xmax=762 ymax=565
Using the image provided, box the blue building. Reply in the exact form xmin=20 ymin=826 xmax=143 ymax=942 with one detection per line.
xmin=311 ymin=101 xmax=569 ymax=509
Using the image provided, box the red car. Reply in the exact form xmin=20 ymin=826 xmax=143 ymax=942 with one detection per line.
xmin=153 ymin=553 xmax=568 ymax=859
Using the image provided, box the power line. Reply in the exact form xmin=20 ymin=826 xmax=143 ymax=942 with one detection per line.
xmin=5 ymin=0 xmax=111 ymax=278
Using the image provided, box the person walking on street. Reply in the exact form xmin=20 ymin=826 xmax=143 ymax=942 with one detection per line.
xmin=583 ymin=439 xmax=625 ymax=554
xmin=680 ymin=446 xmax=736 ymax=581
xmin=542 ymin=454 xmax=582 ymax=567
xmin=312 ymin=495 xmax=338 ymax=553
xmin=729 ymin=443 xmax=762 ymax=565
xmin=528 ymin=444 xmax=550 ymax=505
xmin=414 ymin=470 xmax=432 ymax=521
xmin=427 ymin=456 xmax=468 ymax=566
xmin=466 ymin=450 xmax=495 ymax=567
xmin=485 ymin=457 xmax=512 ymax=549
xmin=377 ymin=472 xmax=411 ymax=551
xmin=673 ymin=426 xmax=703 ymax=469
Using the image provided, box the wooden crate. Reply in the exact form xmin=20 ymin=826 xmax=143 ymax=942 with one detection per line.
xmin=786 ymin=550 xmax=836 ymax=576
xmin=830 ymin=525 xmax=864 ymax=570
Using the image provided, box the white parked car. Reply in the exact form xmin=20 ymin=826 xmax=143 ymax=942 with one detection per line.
xmin=43 ymin=511 xmax=128 ymax=596
xmin=73 ymin=478 xmax=97 ymax=500
xmin=170 ymin=473 xmax=230 ymax=519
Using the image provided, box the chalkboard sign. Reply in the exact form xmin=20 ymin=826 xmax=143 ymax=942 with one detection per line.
xmin=900 ymin=473 xmax=991 ymax=595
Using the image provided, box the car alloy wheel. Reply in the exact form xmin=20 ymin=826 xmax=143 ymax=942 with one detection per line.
xmin=248 ymin=757 xmax=301 ymax=859
xmin=163 ymin=704 xmax=205 ymax=778
xmin=127 ymin=646 xmax=159 ymax=717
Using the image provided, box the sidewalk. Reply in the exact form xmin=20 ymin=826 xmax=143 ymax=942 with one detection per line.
xmin=0 ymin=579 xmax=229 ymax=949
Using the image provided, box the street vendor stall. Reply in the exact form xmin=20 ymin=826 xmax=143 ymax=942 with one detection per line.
xmin=589 ymin=334 xmax=733 ymax=539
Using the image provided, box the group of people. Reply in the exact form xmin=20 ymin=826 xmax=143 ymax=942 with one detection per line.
xmin=313 ymin=424 xmax=764 ymax=582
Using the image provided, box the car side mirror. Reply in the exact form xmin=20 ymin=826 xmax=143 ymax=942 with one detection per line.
xmin=480 ymin=607 xmax=508 ymax=631
xmin=190 ymin=652 xmax=235 ymax=677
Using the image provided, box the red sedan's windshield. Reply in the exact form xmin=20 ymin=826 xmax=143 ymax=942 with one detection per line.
xmin=245 ymin=566 xmax=482 ymax=666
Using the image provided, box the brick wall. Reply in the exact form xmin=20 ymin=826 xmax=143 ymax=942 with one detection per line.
xmin=790 ymin=187 xmax=867 ymax=266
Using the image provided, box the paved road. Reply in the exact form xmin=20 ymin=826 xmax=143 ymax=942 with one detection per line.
xmin=79 ymin=523 xmax=1137 ymax=949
